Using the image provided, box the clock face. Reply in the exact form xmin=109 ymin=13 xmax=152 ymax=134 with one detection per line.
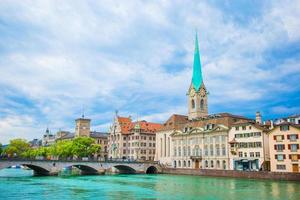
xmin=190 ymin=89 xmax=195 ymax=97
xmin=200 ymin=88 xmax=206 ymax=97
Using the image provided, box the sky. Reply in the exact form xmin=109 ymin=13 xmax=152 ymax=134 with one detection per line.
xmin=0 ymin=0 xmax=300 ymax=144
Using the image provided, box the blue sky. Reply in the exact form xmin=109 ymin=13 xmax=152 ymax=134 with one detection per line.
xmin=0 ymin=0 xmax=300 ymax=144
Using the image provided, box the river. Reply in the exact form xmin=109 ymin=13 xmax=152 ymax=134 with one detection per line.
xmin=0 ymin=168 xmax=300 ymax=199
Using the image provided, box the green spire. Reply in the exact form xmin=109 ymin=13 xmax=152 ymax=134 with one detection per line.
xmin=192 ymin=33 xmax=203 ymax=91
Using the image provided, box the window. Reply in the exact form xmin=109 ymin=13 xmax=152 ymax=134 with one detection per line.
xmin=250 ymin=152 xmax=254 ymax=157
xmin=210 ymin=144 xmax=214 ymax=156
xmin=183 ymin=147 xmax=186 ymax=156
xmin=204 ymin=146 xmax=208 ymax=156
xmin=255 ymin=152 xmax=260 ymax=157
xmin=123 ymin=149 xmax=126 ymax=154
xmin=188 ymin=161 xmax=191 ymax=167
xmin=221 ymin=135 xmax=226 ymax=142
xmin=276 ymin=165 xmax=286 ymax=170
xmin=191 ymin=99 xmax=195 ymax=109
xmin=290 ymin=154 xmax=299 ymax=161
xmin=178 ymin=147 xmax=181 ymax=156
xmin=216 ymin=160 xmax=220 ymax=168
xmin=289 ymin=134 xmax=298 ymax=141
xmin=223 ymin=160 xmax=226 ymax=169
xmin=222 ymin=145 xmax=226 ymax=155
xmin=123 ymin=143 xmax=126 ymax=147
xmin=200 ymin=99 xmax=204 ymax=110
xmin=276 ymin=154 xmax=285 ymax=161
xmin=244 ymin=152 xmax=247 ymax=157
xmin=210 ymin=160 xmax=214 ymax=168
xmin=205 ymin=160 xmax=208 ymax=168
xmin=275 ymin=144 xmax=285 ymax=151
xmin=183 ymin=161 xmax=186 ymax=167
xmin=280 ymin=125 xmax=289 ymax=131
xmin=242 ymin=126 xmax=246 ymax=130
xmin=235 ymin=126 xmax=239 ymax=131
xmin=290 ymin=144 xmax=299 ymax=152
xmin=275 ymin=135 xmax=284 ymax=142
xmin=239 ymin=152 xmax=243 ymax=157
xmin=216 ymin=144 xmax=220 ymax=156
xmin=188 ymin=147 xmax=191 ymax=156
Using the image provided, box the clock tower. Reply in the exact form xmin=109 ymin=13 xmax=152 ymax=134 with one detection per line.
xmin=187 ymin=33 xmax=208 ymax=120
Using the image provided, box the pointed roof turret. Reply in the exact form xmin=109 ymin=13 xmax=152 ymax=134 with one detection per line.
xmin=192 ymin=33 xmax=203 ymax=91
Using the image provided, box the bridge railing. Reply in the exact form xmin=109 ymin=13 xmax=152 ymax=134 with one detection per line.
xmin=0 ymin=157 xmax=158 ymax=164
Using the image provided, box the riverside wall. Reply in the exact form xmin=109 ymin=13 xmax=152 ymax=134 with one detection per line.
xmin=161 ymin=168 xmax=300 ymax=181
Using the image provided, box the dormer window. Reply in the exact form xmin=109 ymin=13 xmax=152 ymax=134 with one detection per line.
xmin=280 ymin=125 xmax=289 ymax=131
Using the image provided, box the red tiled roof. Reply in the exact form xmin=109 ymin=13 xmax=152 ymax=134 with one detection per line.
xmin=117 ymin=116 xmax=162 ymax=134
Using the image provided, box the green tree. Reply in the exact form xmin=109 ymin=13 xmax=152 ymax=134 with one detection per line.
xmin=4 ymin=139 xmax=30 ymax=158
xmin=72 ymin=137 xmax=101 ymax=158
xmin=56 ymin=140 xmax=73 ymax=159
xmin=0 ymin=143 xmax=2 ymax=155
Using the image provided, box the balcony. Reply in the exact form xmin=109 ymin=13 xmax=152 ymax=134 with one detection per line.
xmin=190 ymin=156 xmax=202 ymax=160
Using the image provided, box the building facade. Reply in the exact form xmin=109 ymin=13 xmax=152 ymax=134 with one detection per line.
xmin=42 ymin=128 xmax=56 ymax=146
xmin=269 ymin=123 xmax=300 ymax=172
xmin=228 ymin=121 xmax=270 ymax=171
xmin=108 ymin=115 xmax=161 ymax=161
xmin=155 ymin=34 xmax=252 ymax=170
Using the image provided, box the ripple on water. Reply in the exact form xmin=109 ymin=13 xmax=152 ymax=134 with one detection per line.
xmin=1 ymin=169 xmax=300 ymax=200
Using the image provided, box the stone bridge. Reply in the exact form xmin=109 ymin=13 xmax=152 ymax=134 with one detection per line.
xmin=0 ymin=159 xmax=161 ymax=176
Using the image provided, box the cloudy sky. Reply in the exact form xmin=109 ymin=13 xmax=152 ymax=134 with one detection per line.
xmin=0 ymin=0 xmax=300 ymax=144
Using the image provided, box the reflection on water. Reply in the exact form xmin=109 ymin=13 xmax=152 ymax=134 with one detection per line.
xmin=0 ymin=168 xmax=300 ymax=200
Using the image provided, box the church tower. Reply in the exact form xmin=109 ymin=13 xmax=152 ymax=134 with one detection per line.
xmin=187 ymin=33 xmax=208 ymax=120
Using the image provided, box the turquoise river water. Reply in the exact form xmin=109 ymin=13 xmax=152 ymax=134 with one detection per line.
xmin=0 ymin=169 xmax=300 ymax=200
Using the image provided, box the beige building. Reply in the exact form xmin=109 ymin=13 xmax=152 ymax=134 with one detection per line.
xmin=108 ymin=114 xmax=161 ymax=161
xmin=269 ymin=123 xmax=300 ymax=172
xmin=155 ymin=34 xmax=250 ymax=169
xmin=228 ymin=121 xmax=270 ymax=171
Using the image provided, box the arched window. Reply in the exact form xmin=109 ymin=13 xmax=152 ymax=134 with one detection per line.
xmin=183 ymin=160 xmax=186 ymax=167
xmin=216 ymin=160 xmax=220 ymax=168
xmin=174 ymin=161 xmax=177 ymax=168
xmin=205 ymin=160 xmax=208 ymax=168
xmin=178 ymin=160 xmax=181 ymax=167
xmin=200 ymin=99 xmax=204 ymax=110
xmin=223 ymin=160 xmax=226 ymax=169
xmin=211 ymin=160 xmax=214 ymax=168
xmin=188 ymin=160 xmax=191 ymax=167
xmin=191 ymin=99 xmax=195 ymax=109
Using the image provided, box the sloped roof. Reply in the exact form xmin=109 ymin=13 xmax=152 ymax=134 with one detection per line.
xmin=116 ymin=116 xmax=162 ymax=134
xmin=90 ymin=131 xmax=108 ymax=138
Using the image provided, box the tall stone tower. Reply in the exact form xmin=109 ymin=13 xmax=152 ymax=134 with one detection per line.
xmin=187 ymin=33 xmax=208 ymax=120
xmin=75 ymin=115 xmax=91 ymax=137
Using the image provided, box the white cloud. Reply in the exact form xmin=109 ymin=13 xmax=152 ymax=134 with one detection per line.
xmin=0 ymin=0 xmax=299 ymax=143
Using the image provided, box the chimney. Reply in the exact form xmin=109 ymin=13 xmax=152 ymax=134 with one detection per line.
xmin=256 ymin=111 xmax=262 ymax=124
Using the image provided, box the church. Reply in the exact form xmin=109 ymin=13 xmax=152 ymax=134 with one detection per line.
xmin=155 ymin=34 xmax=258 ymax=169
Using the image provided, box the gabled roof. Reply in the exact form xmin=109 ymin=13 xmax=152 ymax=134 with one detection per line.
xmin=116 ymin=116 xmax=162 ymax=134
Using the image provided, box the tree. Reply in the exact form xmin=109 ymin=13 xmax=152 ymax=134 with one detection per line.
xmin=4 ymin=139 xmax=30 ymax=158
xmin=56 ymin=140 xmax=73 ymax=159
xmin=0 ymin=143 xmax=2 ymax=155
xmin=72 ymin=137 xmax=101 ymax=158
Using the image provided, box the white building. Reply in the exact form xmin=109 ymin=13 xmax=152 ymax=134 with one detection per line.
xmin=228 ymin=121 xmax=270 ymax=171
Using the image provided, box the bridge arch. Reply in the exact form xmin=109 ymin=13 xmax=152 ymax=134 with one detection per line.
xmin=66 ymin=164 xmax=99 ymax=175
xmin=146 ymin=166 xmax=158 ymax=174
xmin=113 ymin=165 xmax=136 ymax=174
xmin=0 ymin=163 xmax=50 ymax=176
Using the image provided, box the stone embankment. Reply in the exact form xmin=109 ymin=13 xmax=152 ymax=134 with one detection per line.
xmin=162 ymin=168 xmax=300 ymax=181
